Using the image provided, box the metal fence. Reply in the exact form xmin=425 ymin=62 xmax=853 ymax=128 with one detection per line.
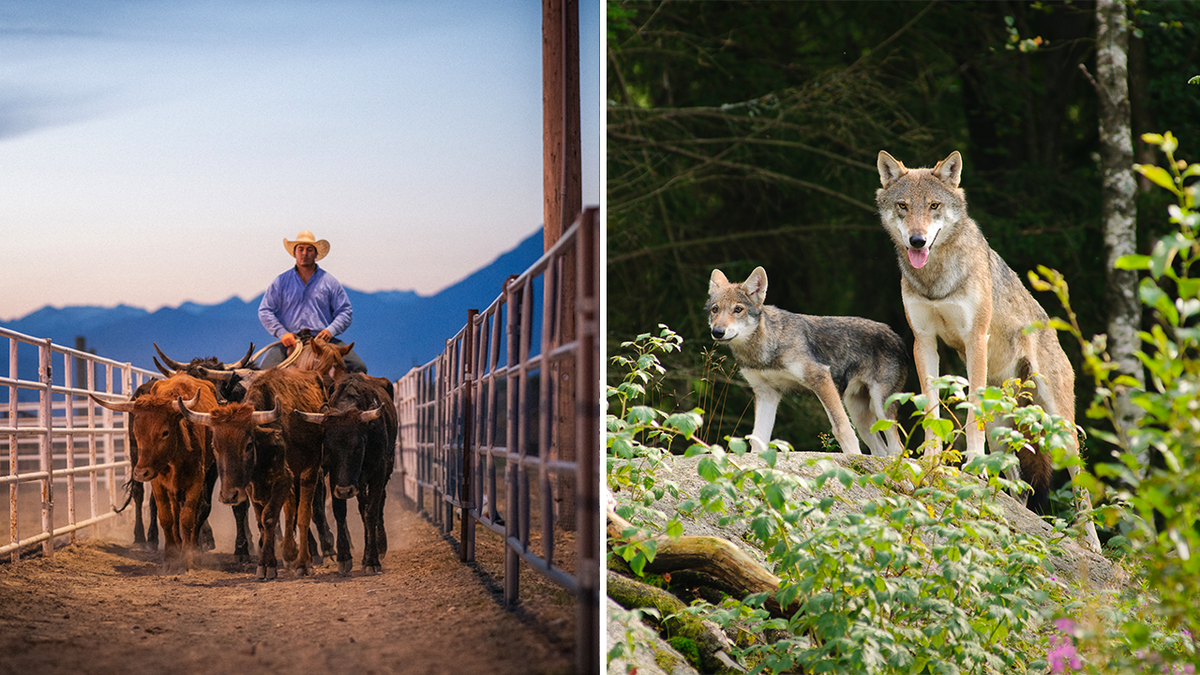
xmin=1 ymin=327 xmax=156 ymax=561
xmin=394 ymin=208 xmax=599 ymax=675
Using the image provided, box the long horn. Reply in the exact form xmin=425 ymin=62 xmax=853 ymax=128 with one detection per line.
xmin=294 ymin=409 xmax=326 ymax=424
xmin=251 ymin=397 xmax=281 ymax=425
xmin=277 ymin=341 xmax=306 ymax=369
xmin=175 ymin=394 xmax=213 ymax=426
xmin=225 ymin=343 xmax=255 ymax=370
xmin=153 ymin=343 xmax=188 ymax=371
xmin=196 ymin=366 xmax=235 ymax=382
xmin=359 ymin=404 xmax=384 ymax=423
xmin=90 ymin=393 xmax=137 ymax=414
xmin=152 ymin=357 xmax=175 ymax=378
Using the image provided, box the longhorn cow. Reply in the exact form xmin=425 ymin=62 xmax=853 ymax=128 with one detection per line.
xmin=91 ymin=373 xmax=219 ymax=571
xmin=179 ymin=368 xmax=327 ymax=579
xmin=296 ymin=373 xmax=396 ymax=575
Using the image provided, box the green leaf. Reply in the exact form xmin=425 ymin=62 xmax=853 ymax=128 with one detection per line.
xmin=760 ymin=444 xmax=778 ymax=467
xmin=664 ymin=411 xmax=702 ymax=437
xmin=1115 ymin=254 xmax=1151 ymax=270
xmin=1137 ymin=164 xmax=1177 ymax=192
xmin=628 ymin=405 xmax=658 ymax=425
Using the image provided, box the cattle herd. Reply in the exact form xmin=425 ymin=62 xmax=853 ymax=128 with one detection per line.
xmin=90 ymin=336 xmax=397 ymax=579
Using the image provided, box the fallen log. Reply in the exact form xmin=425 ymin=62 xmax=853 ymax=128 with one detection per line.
xmin=606 ymin=505 xmax=798 ymax=618
xmin=607 ymin=570 xmax=739 ymax=673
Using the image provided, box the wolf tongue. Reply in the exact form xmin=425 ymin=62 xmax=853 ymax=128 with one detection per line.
xmin=908 ymin=248 xmax=929 ymax=269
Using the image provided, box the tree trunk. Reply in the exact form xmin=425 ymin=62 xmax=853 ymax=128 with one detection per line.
xmin=1096 ymin=0 xmax=1144 ymax=462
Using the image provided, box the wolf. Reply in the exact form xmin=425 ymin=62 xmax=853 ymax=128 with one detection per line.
xmin=875 ymin=150 xmax=1101 ymax=552
xmin=707 ymin=266 xmax=908 ymax=456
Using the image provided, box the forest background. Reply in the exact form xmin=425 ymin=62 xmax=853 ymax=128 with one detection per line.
xmin=605 ymin=0 xmax=1200 ymax=484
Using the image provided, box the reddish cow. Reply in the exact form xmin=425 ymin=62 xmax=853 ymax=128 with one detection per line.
xmin=179 ymin=368 xmax=327 ymax=579
xmin=91 ymin=374 xmax=219 ymax=571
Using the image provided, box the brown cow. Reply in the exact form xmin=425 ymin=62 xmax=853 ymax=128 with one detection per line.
xmin=178 ymin=368 xmax=327 ymax=579
xmin=91 ymin=373 xmax=219 ymax=572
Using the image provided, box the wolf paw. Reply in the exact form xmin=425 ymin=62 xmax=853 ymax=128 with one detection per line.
xmin=747 ymin=435 xmax=768 ymax=453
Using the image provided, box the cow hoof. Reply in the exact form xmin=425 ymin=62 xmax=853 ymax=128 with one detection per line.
xmin=363 ymin=565 xmax=381 ymax=576
xmin=257 ymin=565 xmax=277 ymax=580
xmin=337 ymin=560 xmax=353 ymax=576
xmin=294 ymin=566 xmax=310 ymax=578
xmin=312 ymin=553 xmax=324 ymax=567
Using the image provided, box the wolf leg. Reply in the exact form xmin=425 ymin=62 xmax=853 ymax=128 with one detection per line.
xmin=810 ymin=375 xmax=862 ymax=455
xmin=744 ymin=375 xmax=780 ymax=450
xmin=845 ymin=383 xmax=887 ymax=456
xmin=1031 ymin=372 xmax=1102 ymax=553
xmin=912 ymin=333 xmax=942 ymax=457
xmin=961 ymin=315 xmax=992 ymax=461
xmin=868 ymin=381 xmax=904 ymax=456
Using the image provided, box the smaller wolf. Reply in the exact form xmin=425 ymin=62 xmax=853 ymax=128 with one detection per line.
xmin=707 ymin=266 xmax=908 ymax=455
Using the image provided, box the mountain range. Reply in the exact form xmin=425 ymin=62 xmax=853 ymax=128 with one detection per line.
xmin=2 ymin=228 xmax=544 ymax=383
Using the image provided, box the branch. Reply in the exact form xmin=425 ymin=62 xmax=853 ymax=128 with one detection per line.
xmin=609 ymin=131 xmax=877 ymax=214
xmin=608 ymin=223 xmax=883 ymax=266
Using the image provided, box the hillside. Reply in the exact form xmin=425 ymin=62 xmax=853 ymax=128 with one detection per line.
xmin=1 ymin=228 xmax=543 ymax=382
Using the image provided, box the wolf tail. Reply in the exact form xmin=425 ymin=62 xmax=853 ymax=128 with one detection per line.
xmin=1017 ymin=446 xmax=1052 ymax=515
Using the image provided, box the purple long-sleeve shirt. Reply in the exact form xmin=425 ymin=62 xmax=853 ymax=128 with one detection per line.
xmin=258 ymin=266 xmax=353 ymax=339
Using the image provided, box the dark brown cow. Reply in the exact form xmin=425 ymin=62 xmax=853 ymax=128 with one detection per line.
xmin=114 ymin=379 xmax=158 ymax=549
xmin=179 ymin=368 xmax=326 ymax=579
xmin=296 ymin=373 xmax=397 ymax=575
xmin=91 ymin=374 xmax=219 ymax=571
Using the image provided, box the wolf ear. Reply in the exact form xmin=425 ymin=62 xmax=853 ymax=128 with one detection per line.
xmin=709 ymin=269 xmax=730 ymax=293
xmin=877 ymin=151 xmax=907 ymax=187
xmin=932 ymin=151 xmax=962 ymax=188
xmin=741 ymin=267 xmax=768 ymax=305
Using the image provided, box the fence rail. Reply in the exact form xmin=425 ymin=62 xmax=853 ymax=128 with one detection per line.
xmin=1 ymin=327 xmax=156 ymax=561
xmin=395 ymin=208 xmax=599 ymax=675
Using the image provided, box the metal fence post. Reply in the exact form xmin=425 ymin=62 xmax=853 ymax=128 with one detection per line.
xmin=575 ymin=207 xmax=600 ymax=675
xmin=38 ymin=339 xmax=54 ymax=557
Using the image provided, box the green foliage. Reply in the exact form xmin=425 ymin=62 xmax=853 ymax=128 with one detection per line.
xmin=606 ymin=325 xmax=1094 ymax=673
xmin=607 ymin=605 xmax=664 ymax=674
xmin=606 ymin=325 xmax=703 ymax=576
xmin=1029 ymin=133 xmax=1200 ymax=672
xmin=684 ymin=446 xmax=1065 ymax=674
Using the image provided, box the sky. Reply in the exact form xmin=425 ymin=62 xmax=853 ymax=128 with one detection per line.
xmin=0 ymin=0 xmax=601 ymax=322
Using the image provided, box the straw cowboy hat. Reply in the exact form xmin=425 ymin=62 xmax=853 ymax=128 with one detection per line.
xmin=284 ymin=230 xmax=330 ymax=260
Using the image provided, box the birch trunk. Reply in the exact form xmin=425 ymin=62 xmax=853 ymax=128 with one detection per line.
xmin=1096 ymin=0 xmax=1144 ymax=463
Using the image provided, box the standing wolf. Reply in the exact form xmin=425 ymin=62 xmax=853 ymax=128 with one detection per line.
xmin=875 ymin=150 xmax=1101 ymax=552
xmin=707 ymin=266 xmax=908 ymax=456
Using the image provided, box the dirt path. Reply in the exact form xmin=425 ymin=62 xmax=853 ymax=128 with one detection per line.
xmin=0 ymin=494 xmax=576 ymax=675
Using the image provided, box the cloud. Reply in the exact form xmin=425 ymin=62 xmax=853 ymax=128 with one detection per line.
xmin=0 ymin=86 xmax=118 ymax=141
